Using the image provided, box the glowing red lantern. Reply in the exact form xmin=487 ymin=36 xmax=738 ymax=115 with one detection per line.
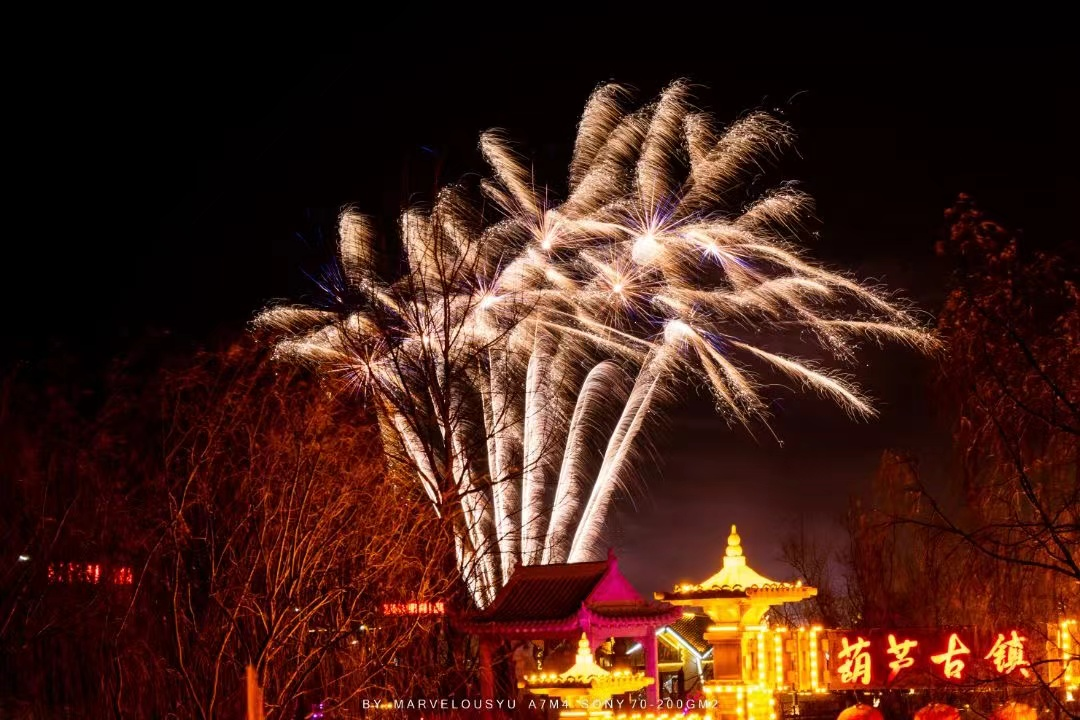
xmin=914 ymin=703 xmax=960 ymax=720
xmin=990 ymin=702 xmax=1037 ymax=720
xmin=837 ymin=704 xmax=884 ymax=720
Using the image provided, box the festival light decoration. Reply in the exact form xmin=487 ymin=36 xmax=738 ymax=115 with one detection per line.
xmin=837 ymin=704 xmax=884 ymax=720
xmin=658 ymin=626 xmax=705 ymax=663
xmin=913 ymin=703 xmax=960 ymax=720
xmin=983 ymin=631 xmax=1031 ymax=677
xmin=756 ymin=631 xmax=767 ymax=686
xmin=258 ymin=81 xmax=935 ymax=607
xmin=809 ymin=626 xmax=822 ymax=692
xmin=773 ymin=629 xmax=785 ymax=689
xmin=930 ymin=633 xmax=971 ymax=681
xmin=822 ymin=627 xmax=1061 ymax=690
xmin=837 ymin=636 xmax=872 ymax=686
xmin=885 ymin=633 xmax=918 ymax=681
xmin=1060 ymin=619 xmax=1076 ymax=690
xmin=521 ymin=633 xmax=653 ymax=717
xmin=380 ymin=601 xmax=446 ymax=616
xmin=47 ymin=562 xmax=134 ymax=585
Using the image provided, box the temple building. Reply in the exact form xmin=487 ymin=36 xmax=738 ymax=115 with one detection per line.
xmin=656 ymin=525 xmax=820 ymax=719
xmin=461 ymin=549 xmax=682 ymax=707
xmin=461 ymin=526 xmax=1078 ymax=718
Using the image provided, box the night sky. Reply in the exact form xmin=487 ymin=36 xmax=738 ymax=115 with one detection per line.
xmin=9 ymin=17 xmax=1075 ymax=596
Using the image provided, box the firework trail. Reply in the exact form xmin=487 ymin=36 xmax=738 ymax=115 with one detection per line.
xmin=257 ymin=81 xmax=936 ymax=608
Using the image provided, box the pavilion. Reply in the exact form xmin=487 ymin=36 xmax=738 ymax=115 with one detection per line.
xmin=518 ymin=632 xmax=654 ymax=718
xmin=656 ymin=525 xmax=818 ymax=719
xmin=460 ymin=549 xmax=682 ymax=707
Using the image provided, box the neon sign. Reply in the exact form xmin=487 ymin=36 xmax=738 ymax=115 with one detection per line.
xmin=983 ymin=631 xmax=1031 ymax=678
xmin=885 ymin=634 xmax=918 ymax=681
xmin=47 ymin=562 xmax=134 ymax=586
xmin=825 ymin=628 xmax=1040 ymax=689
xmin=837 ymin=636 xmax=872 ymax=686
xmin=381 ymin=601 xmax=446 ymax=616
xmin=930 ymin=633 xmax=971 ymax=680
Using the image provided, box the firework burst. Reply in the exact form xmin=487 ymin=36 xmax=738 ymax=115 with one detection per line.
xmin=257 ymin=81 xmax=936 ymax=607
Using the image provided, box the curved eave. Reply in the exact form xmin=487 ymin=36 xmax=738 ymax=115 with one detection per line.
xmin=457 ymin=616 xmax=583 ymax=635
xmin=746 ymin=586 xmax=817 ymax=600
xmin=522 ymin=676 xmax=654 ymax=692
xmin=656 ymin=585 xmax=816 ymax=603
xmin=655 ymin=589 xmax=749 ymax=602
xmin=589 ymin=605 xmax=685 ymax=626
xmin=458 ymin=604 xmax=683 ymax=635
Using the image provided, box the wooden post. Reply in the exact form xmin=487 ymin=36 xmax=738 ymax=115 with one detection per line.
xmin=246 ymin=664 xmax=264 ymax=720
xmin=643 ymin=630 xmax=659 ymax=707
xmin=478 ymin=637 xmax=495 ymax=720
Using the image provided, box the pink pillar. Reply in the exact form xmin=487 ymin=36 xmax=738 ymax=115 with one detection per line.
xmin=643 ymin=630 xmax=659 ymax=707
xmin=478 ymin=637 xmax=495 ymax=720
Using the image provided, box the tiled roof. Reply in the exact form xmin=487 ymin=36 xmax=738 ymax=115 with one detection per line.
xmin=657 ymin=527 xmax=815 ymax=602
xmin=476 ymin=560 xmax=608 ymax=622
xmin=666 ymin=615 xmax=712 ymax=654
xmin=588 ymin=602 xmax=677 ymax=619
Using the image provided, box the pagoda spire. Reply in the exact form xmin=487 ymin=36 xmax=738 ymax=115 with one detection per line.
xmin=724 ymin=524 xmax=747 ymax=567
xmin=560 ymin=633 xmax=609 ymax=679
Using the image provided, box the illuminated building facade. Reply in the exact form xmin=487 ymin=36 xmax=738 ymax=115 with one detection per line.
xmin=656 ymin=526 xmax=819 ymax=719
xmin=464 ymin=528 xmax=1078 ymax=717
xmin=650 ymin=526 xmax=1078 ymax=718
xmin=518 ymin=633 xmax=654 ymax=718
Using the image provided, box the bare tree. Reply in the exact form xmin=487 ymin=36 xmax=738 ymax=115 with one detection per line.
xmin=841 ymin=198 xmax=1077 ymax=712
xmin=772 ymin=515 xmax=852 ymax=628
xmin=923 ymin=195 xmax=1079 ymax=589
xmin=1 ymin=336 xmax=459 ymax=719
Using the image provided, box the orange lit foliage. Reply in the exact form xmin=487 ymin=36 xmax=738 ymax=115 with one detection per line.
xmin=934 ymin=195 xmax=1078 ymax=590
xmin=153 ymin=337 xmax=460 ymax=719
xmin=1 ymin=336 xmax=459 ymax=720
xmin=844 ymin=197 xmax=1076 ymax=706
xmin=845 ymin=451 xmax=983 ymax=627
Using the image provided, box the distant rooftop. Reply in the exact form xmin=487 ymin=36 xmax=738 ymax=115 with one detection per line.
xmin=667 ymin=614 xmax=712 ymax=654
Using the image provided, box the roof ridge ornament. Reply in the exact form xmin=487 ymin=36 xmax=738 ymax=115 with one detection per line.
xmin=654 ymin=523 xmax=818 ymax=623
xmin=559 ymin=632 xmax=610 ymax=679
xmin=726 ymin=525 xmax=743 ymax=557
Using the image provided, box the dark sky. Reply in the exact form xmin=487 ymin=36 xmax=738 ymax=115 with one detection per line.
xmin=9 ymin=16 xmax=1075 ymax=595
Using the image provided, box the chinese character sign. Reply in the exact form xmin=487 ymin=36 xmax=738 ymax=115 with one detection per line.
xmin=983 ymin=631 xmax=1031 ymax=678
xmin=837 ymin=636 xmax=872 ymax=685
xmin=381 ymin=601 xmax=446 ymax=616
xmin=930 ymin=633 xmax=971 ymax=680
xmin=885 ymin=634 xmax=919 ymax=681
xmin=825 ymin=628 xmax=1040 ymax=689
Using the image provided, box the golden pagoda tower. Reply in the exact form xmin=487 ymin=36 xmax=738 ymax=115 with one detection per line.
xmin=656 ymin=526 xmax=818 ymax=720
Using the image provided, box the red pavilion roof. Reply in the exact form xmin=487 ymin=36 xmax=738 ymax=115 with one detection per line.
xmin=479 ymin=560 xmax=609 ymax=623
xmin=460 ymin=551 xmax=681 ymax=635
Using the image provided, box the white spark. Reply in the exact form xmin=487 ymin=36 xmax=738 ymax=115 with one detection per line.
xmin=257 ymin=80 xmax=936 ymax=607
